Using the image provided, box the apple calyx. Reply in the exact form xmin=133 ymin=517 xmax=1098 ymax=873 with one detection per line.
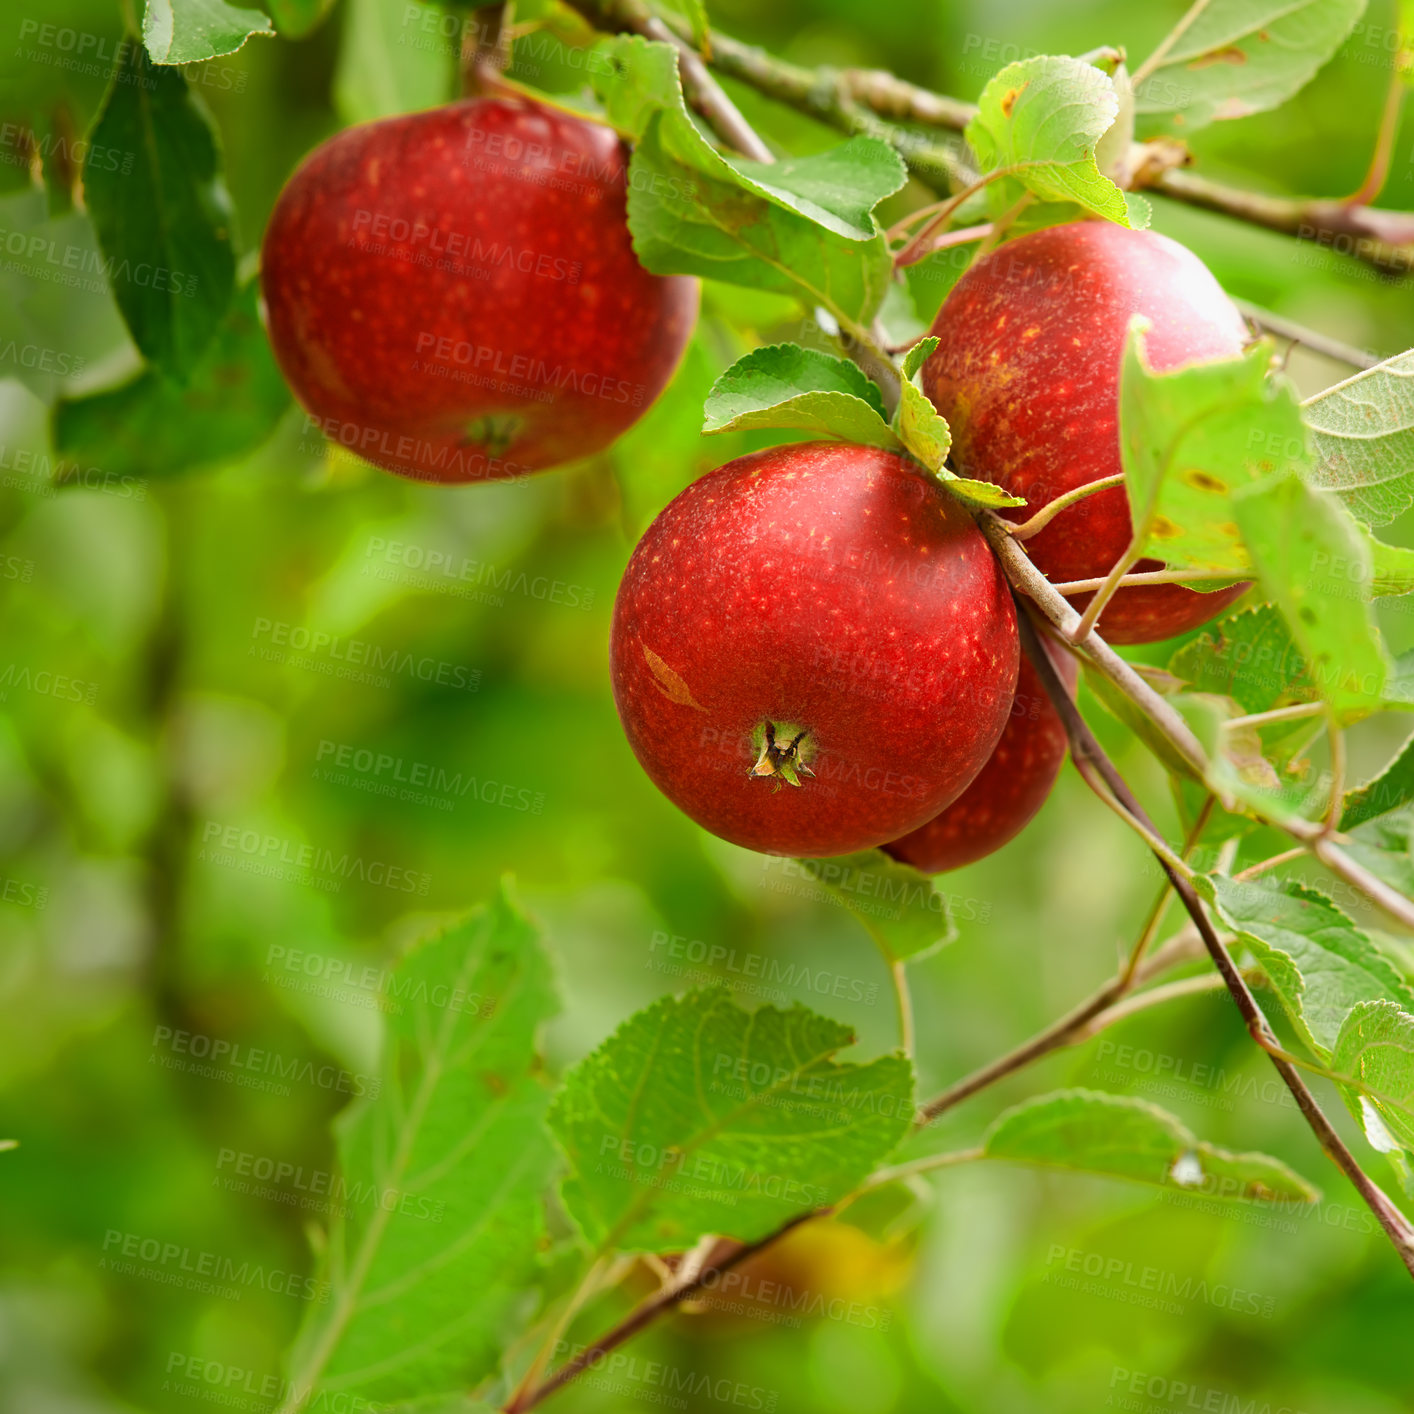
xmin=465 ymin=414 xmax=523 ymax=458
xmin=750 ymin=720 xmax=816 ymax=789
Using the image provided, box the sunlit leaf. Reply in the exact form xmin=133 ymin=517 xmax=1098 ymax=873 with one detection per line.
xmin=982 ymin=1089 xmax=1318 ymax=1202
xmin=1200 ymin=874 xmax=1414 ymax=1056
xmin=966 ymin=56 xmax=1142 ymax=226
xmin=283 ymin=885 xmax=558 ymax=1407
xmin=549 ymin=988 xmax=912 ymax=1252
xmin=1303 ymin=350 xmax=1414 ymax=528
xmin=1133 ymin=0 xmax=1366 ymax=131
xmin=142 ymin=0 xmax=273 ymax=64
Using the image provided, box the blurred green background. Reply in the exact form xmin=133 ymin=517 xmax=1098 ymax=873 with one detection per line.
xmin=3 ymin=1 xmax=1414 ymax=1411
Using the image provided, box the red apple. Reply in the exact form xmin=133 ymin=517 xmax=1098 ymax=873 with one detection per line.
xmin=921 ymin=221 xmax=1250 ymax=643
xmin=884 ymin=642 xmax=1077 ymax=873
xmin=610 ymin=441 xmax=1019 ymax=858
xmin=261 ymin=95 xmax=698 ymax=483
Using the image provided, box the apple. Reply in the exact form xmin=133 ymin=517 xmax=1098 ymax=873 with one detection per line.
xmin=610 ymin=441 xmax=1019 ymax=858
xmin=261 ymin=95 xmax=699 ymax=483
xmin=884 ymin=641 xmax=1077 ymax=873
xmin=668 ymin=1220 xmax=914 ymax=1333
xmin=921 ymin=220 xmax=1250 ymax=643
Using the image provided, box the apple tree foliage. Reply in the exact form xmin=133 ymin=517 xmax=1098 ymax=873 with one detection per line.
xmin=13 ymin=0 xmax=1414 ymax=1407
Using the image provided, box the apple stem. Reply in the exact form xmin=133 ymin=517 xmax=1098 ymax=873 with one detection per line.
xmin=1007 ymin=472 xmax=1126 ymax=542
xmin=1342 ymin=55 xmax=1406 ymax=209
xmin=893 ymin=168 xmax=1017 ymax=268
xmin=1067 ymin=542 xmax=1143 ymax=643
xmin=459 ymin=3 xmax=511 ymax=97
xmin=1050 ymin=566 xmax=1244 ymax=594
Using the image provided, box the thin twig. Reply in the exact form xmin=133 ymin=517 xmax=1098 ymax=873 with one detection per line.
xmin=1224 ymin=702 xmax=1326 ymax=732
xmin=1233 ymin=298 xmax=1381 ymax=371
xmin=916 ymin=789 xmax=1211 ymax=1130
xmin=1235 ymin=846 xmax=1307 ymax=881
xmin=617 ymin=8 xmax=1414 ymax=274
xmin=642 ymin=14 xmax=773 ymax=162
xmin=643 ymin=7 xmax=967 ymax=191
xmin=865 ymin=1147 xmax=986 ymax=1187
xmin=981 ymin=511 xmax=1414 ymax=931
xmin=1324 ymin=712 xmax=1346 ymax=834
xmin=1070 ymin=972 xmax=1229 ymax=1038
xmin=1009 ymin=473 xmax=1125 ymax=542
xmin=506 ymin=1213 xmax=822 ymax=1411
xmin=1345 ymin=57 xmax=1407 ymax=208
xmin=1119 ymin=794 xmax=1213 ymax=987
xmin=1130 ymin=0 xmax=1214 ymax=89
xmin=891 ymin=959 xmax=915 ymax=1059
xmin=1051 ymin=567 xmax=1246 ymax=594
xmin=504 ymin=1254 xmax=611 ymax=1412
xmin=1069 ymin=544 xmax=1144 ymax=642
xmin=977 ymin=513 xmax=1208 ymax=774
xmin=1018 ymin=610 xmax=1414 ymax=1279
xmin=894 ymin=169 xmax=1008 ymax=266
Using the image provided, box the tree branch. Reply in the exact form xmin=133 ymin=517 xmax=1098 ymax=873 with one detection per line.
xmin=582 ymin=6 xmax=1414 ymax=275
xmin=980 ymin=512 xmax=1414 ymax=934
xmin=504 ymin=1213 xmax=821 ymax=1412
xmin=1233 ymin=298 xmax=1382 ymax=370
xmin=1016 ymin=608 xmax=1414 ymax=1279
xmin=976 ymin=512 xmax=1208 ymax=773
xmin=560 ymin=0 xmax=965 ymax=191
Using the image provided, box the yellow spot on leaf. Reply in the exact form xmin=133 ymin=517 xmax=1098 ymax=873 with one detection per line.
xmin=1189 ymin=46 xmax=1248 ymax=68
xmin=1000 ymin=83 xmax=1028 ymax=117
xmin=1184 ymin=468 xmax=1229 ymax=494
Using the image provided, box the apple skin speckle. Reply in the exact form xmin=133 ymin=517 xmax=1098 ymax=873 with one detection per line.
xmin=885 ymin=647 xmax=1076 ymax=873
xmin=610 ymin=442 xmax=1019 ymax=858
xmin=261 ymin=95 xmax=698 ymax=483
xmin=922 ymin=221 xmax=1249 ymax=644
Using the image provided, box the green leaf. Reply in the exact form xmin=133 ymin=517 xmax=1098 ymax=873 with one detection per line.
xmin=1168 ymin=604 xmax=1319 ymax=716
xmin=1342 ymin=806 xmax=1414 ymax=898
xmin=335 ymin=0 xmax=452 ymax=125
xmin=84 ymin=44 xmax=236 ymax=375
xmin=142 ymin=0 xmax=273 ymax=64
xmin=1302 ymin=350 xmax=1414 ymax=528
xmin=1081 ymin=662 xmax=1201 ymax=781
xmin=702 ymin=343 xmax=899 ymax=447
xmin=283 ymin=885 xmax=558 ymax=1407
xmin=52 ymin=279 xmax=289 ymax=478
xmin=628 ymin=115 xmax=895 ymax=328
xmin=1231 ymin=473 xmax=1389 ymax=715
xmin=1173 ymin=691 xmax=1307 ymax=820
xmin=266 ymin=0 xmax=339 ymax=38
xmin=1120 ymin=328 xmax=1298 ymax=575
xmin=796 ymin=850 xmax=956 ymax=964
xmin=1199 ymin=874 xmax=1414 ymax=1057
xmin=549 ymin=989 xmax=913 ymax=1253
xmin=966 ymin=56 xmax=1138 ymax=226
xmin=1332 ymin=1000 xmax=1414 ymax=1191
xmin=982 ymin=1089 xmax=1318 ymax=1203
xmin=729 ymin=142 xmax=910 ymax=242
xmin=1341 ymin=732 xmax=1414 ymax=831
xmin=893 ymin=377 xmax=950 ymax=472
xmin=889 ymin=334 xmax=1022 ymax=507
xmin=595 ymin=37 xmax=907 ymax=240
xmin=900 ymin=336 xmax=939 ymax=381
xmin=599 ymin=35 xmax=902 ymax=328
xmin=1133 ymin=0 xmax=1367 ymax=131
xmin=1368 ymin=534 xmax=1414 ymax=596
